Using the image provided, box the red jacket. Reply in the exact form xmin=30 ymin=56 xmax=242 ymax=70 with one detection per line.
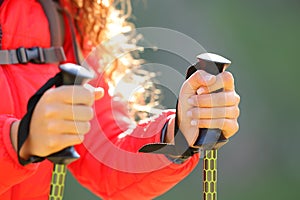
xmin=0 ymin=0 xmax=199 ymax=199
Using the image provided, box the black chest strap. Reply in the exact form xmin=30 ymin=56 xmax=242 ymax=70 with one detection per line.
xmin=0 ymin=46 xmax=65 ymax=64
xmin=0 ymin=0 xmax=66 ymax=64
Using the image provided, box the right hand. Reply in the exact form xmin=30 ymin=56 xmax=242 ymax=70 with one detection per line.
xmin=165 ymin=70 xmax=240 ymax=146
xmin=16 ymin=85 xmax=103 ymax=159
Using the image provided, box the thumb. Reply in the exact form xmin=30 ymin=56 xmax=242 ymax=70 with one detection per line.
xmin=94 ymin=87 xmax=104 ymax=100
xmin=185 ymin=70 xmax=216 ymax=91
xmin=84 ymin=84 xmax=104 ymax=100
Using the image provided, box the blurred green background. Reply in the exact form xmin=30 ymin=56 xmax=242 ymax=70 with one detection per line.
xmin=64 ymin=0 xmax=300 ymax=199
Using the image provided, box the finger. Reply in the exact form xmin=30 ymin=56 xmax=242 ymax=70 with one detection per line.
xmin=84 ymin=84 xmax=104 ymax=100
xmin=187 ymin=106 xmax=240 ymax=119
xmin=196 ymin=71 xmax=235 ymax=94
xmin=189 ymin=91 xmax=240 ymax=108
xmin=60 ymin=134 xmax=85 ymax=146
xmin=47 ymin=120 xmax=91 ymax=135
xmin=94 ymin=87 xmax=104 ymax=100
xmin=45 ymin=86 xmax=94 ymax=106
xmin=184 ymin=70 xmax=217 ymax=91
xmin=46 ymin=134 xmax=84 ymax=154
xmin=191 ymin=118 xmax=239 ymax=138
xmin=45 ymin=104 xmax=94 ymax=121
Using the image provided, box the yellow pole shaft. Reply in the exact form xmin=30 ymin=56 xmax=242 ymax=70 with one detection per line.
xmin=203 ymin=150 xmax=217 ymax=200
xmin=49 ymin=164 xmax=67 ymax=200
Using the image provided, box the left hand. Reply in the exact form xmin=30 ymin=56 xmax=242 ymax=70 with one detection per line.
xmin=166 ymin=70 xmax=240 ymax=146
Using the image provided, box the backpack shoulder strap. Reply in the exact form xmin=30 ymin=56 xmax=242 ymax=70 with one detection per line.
xmin=39 ymin=0 xmax=82 ymax=65
xmin=37 ymin=0 xmax=65 ymax=47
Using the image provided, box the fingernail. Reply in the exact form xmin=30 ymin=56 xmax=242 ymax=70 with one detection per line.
xmin=191 ymin=120 xmax=197 ymax=126
xmin=94 ymin=87 xmax=104 ymax=99
xmin=197 ymin=88 xmax=205 ymax=95
xmin=187 ymin=111 xmax=192 ymax=117
xmin=188 ymin=98 xmax=194 ymax=105
xmin=94 ymin=87 xmax=104 ymax=93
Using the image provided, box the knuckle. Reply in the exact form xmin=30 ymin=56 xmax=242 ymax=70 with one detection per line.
xmin=88 ymin=94 xmax=95 ymax=105
xmin=231 ymin=106 xmax=240 ymax=118
xmin=181 ymin=80 xmax=190 ymax=91
xmin=222 ymin=71 xmax=234 ymax=88
xmin=42 ymin=89 xmax=55 ymax=102
xmin=235 ymin=92 xmax=241 ymax=104
xmin=78 ymin=134 xmax=85 ymax=142
xmin=85 ymin=122 xmax=91 ymax=133
xmin=235 ymin=107 xmax=240 ymax=118
xmin=230 ymin=121 xmax=239 ymax=135
xmin=78 ymin=89 xmax=94 ymax=105
xmin=224 ymin=119 xmax=239 ymax=137
xmin=73 ymin=135 xmax=84 ymax=145
xmin=44 ymin=106 xmax=52 ymax=118
xmin=201 ymin=94 xmax=212 ymax=107
xmin=221 ymin=119 xmax=228 ymax=129
xmin=197 ymin=70 xmax=215 ymax=86
xmin=234 ymin=122 xmax=239 ymax=132
xmin=222 ymin=118 xmax=230 ymax=129
xmin=78 ymin=122 xmax=91 ymax=134
xmin=223 ymin=71 xmax=234 ymax=82
xmin=191 ymin=108 xmax=200 ymax=118
xmin=44 ymin=105 xmax=57 ymax=118
xmin=226 ymin=91 xmax=236 ymax=105
xmin=87 ymin=107 xmax=94 ymax=120
xmin=46 ymin=121 xmax=56 ymax=132
xmin=46 ymin=137 xmax=57 ymax=150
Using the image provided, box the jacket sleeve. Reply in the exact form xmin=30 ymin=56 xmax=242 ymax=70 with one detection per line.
xmin=68 ymin=79 xmax=199 ymax=199
xmin=0 ymin=114 xmax=40 ymax=195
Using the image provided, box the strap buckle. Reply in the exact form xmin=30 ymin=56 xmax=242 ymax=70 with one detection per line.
xmin=16 ymin=47 xmax=45 ymax=64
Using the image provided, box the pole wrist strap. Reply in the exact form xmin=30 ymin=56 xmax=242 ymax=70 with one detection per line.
xmin=17 ymin=73 xmax=63 ymax=166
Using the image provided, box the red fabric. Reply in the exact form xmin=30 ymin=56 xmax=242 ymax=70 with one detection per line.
xmin=0 ymin=0 xmax=199 ymax=199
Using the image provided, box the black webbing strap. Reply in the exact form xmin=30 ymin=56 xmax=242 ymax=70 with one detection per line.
xmin=139 ymin=64 xmax=201 ymax=158
xmin=17 ymin=72 xmax=63 ymax=165
xmin=139 ymin=101 xmax=199 ymax=158
xmin=0 ymin=0 xmax=66 ymax=65
xmin=0 ymin=47 xmax=66 ymax=64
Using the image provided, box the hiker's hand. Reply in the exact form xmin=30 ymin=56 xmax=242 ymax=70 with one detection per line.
xmin=15 ymin=85 xmax=103 ymax=159
xmin=165 ymin=70 xmax=240 ymax=146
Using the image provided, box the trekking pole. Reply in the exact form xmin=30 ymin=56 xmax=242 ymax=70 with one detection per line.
xmin=187 ymin=53 xmax=231 ymax=200
xmin=48 ymin=63 xmax=94 ymax=200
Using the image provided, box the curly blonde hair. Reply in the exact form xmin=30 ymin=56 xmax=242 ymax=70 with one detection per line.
xmin=64 ymin=0 xmax=162 ymax=122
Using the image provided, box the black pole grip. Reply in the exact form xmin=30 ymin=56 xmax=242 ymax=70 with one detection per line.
xmin=188 ymin=53 xmax=231 ymax=150
xmin=47 ymin=63 xmax=94 ymax=164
